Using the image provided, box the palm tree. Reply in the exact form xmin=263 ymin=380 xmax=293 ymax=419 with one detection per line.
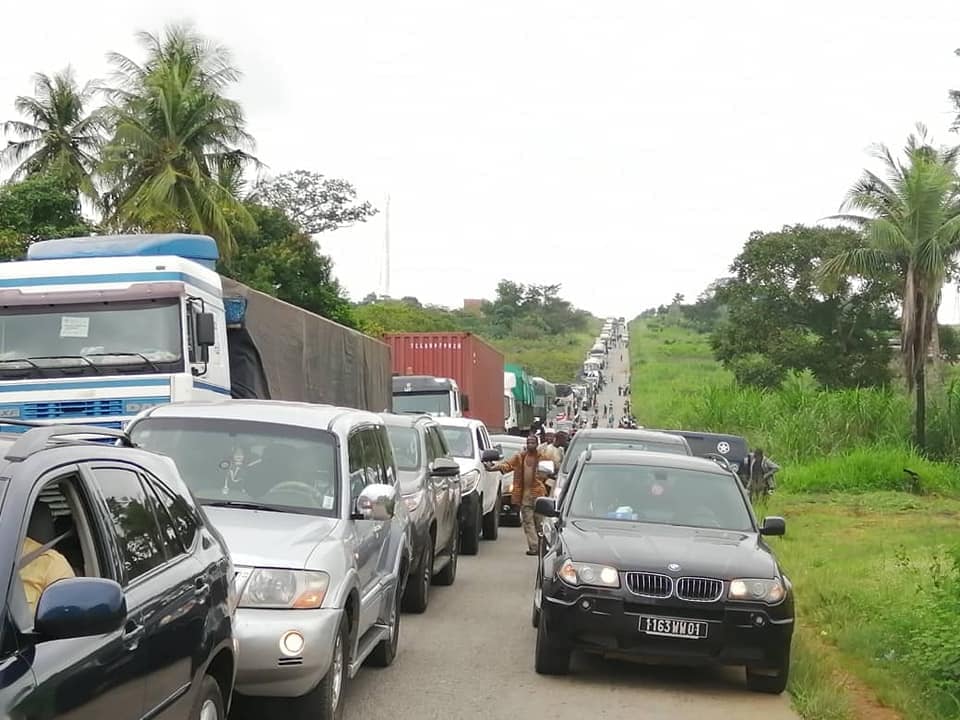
xmin=821 ymin=124 xmax=960 ymax=449
xmin=99 ymin=25 xmax=257 ymax=256
xmin=1 ymin=68 xmax=105 ymax=197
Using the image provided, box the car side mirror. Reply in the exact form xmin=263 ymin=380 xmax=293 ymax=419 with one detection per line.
xmin=534 ymin=496 xmax=559 ymax=517
xmin=34 ymin=577 xmax=127 ymax=640
xmin=356 ymin=483 xmax=398 ymax=521
xmin=759 ymin=516 xmax=786 ymax=536
xmin=481 ymin=448 xmax=501 ymax=463
xmin=429 ymin=457 xmax=460 ymax=477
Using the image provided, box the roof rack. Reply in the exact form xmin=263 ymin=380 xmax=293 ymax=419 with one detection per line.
xmin=3 ymin=422 xmax=134 ymax=463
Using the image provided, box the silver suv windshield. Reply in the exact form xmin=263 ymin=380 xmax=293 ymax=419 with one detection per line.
xmin=567 ymin=463 xmax=753 ymax=532
xmin=129 ymin=417 xmax=339 ymax=517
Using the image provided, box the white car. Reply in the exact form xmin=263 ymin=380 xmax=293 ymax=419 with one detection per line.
xmin=435 ymin=417 xmax=502 ymax=555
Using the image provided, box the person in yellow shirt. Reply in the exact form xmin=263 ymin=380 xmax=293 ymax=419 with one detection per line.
xmin=20 ymin=537 xmax=75 ymax=612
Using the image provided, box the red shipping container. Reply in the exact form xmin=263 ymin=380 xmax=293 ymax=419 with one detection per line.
xmin=384 ymin=332 xmax=505 ymax=432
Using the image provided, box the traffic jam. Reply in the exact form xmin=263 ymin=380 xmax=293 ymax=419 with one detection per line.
xmin=0 ymin=234 xmax=792 ymax=719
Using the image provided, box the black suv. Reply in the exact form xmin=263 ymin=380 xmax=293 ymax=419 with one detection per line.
xmin=532 ymin=448 xmax=793 ymax=693
xmin=0 ymin=423 xmax=236 ymax=719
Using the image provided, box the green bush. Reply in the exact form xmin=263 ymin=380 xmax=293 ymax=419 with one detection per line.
xmin=730 ymin=353 xmax=785 ymax=389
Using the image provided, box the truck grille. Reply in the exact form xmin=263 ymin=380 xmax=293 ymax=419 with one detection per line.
xmin=22 ymin=398 xmax=125 ymax=420
xmin=675 ymin=577 xmax=724 ymax=602
xmin=625 ymin=572 xmax=673 ymax=598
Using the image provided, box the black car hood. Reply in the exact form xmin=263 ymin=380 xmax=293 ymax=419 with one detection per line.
xmin=564 ymin=519 xmax=778 ymax=579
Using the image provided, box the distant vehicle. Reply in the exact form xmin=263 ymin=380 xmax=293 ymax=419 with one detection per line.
xmin=0 ymin=422 xmax=236 ymax=720
xmin=435 ymin=417 xmax=503 ymax=554
xmin=385 ymin=332 xmax=505 ymax=431
xmin=531 ymin=377 xmax=557 ymax=421
xmin=504 ymin=363 xmax=536 ymax=435
xmin=650 ymin=430 xmax=749 ymax=474
xmin=128 ymin=401 xmax=412 ymax=720
xmin=532 ymin=449 xmax=793 ymax=694
xmin=489 ymin=434 xmax=527 ymax=525
xmin=382 ymin=413 xmax=462 ymax=612
xmin=554 ymin=428 xmax=692 ymax=497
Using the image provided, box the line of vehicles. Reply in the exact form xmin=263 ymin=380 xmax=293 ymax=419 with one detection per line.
xmin=0 ymin=234 xmax=793 ymax=720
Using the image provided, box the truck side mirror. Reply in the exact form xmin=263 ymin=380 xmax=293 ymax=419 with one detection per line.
xmin=196 ymin=313 xmax=216 ymax=347
xmin=461 ymin=394 xmax=470 ymax=412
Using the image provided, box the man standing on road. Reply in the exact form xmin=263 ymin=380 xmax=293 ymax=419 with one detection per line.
xmin=487 ymin=434 xmax=554 ymax=555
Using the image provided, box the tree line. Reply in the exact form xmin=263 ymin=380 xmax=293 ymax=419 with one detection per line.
xmin=643 ymin=57 xmax=960 ymax=449
xmin=0 ymin=24 xmax=376 ymax=327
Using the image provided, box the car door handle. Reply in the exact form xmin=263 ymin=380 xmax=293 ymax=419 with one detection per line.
xmin=123 ymin=620 xmax=144 ymax=650
xmin=194 ymin=578 xmax=210 ymax=597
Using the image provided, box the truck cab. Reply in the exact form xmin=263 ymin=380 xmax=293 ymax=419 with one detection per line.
xmin=391 ymin=375 xmax=467 ymax=418
xmin=0 ymin=234 xmax=241 ymax=432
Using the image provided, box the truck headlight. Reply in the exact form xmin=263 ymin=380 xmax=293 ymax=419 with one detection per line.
xmin=728 ymin=578 xmax=785 ymax=604
xmin=238 ymin=569 xmax=329 ymax=609
xmin=460 ymin=469 xmax=480 ymax=494
xmin=558 ymin=559 xmax=620 ymax=588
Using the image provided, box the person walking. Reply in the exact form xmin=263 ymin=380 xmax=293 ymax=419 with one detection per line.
xmin=486 ymin=435 xmax=554 ymax=555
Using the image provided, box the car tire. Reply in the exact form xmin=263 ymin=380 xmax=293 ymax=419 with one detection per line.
xmin=368 ymin=582 xmax=401 ymax=667
xmin=402 ymin=541 xmax=432 ymax=614
xmin=482 ymin=499 xmax=499 ymax=540
xmin=192 ymin=674 xmax=225 ymax=720
xmin=534 ymin=613 xmax=570 ymax=675
xmin=531 ymin=574 xmax=542 ymax=628
xmin=434 ymin=529 xmax=458 ymax=586
xmin=460 ymin=502 xmax=481 ymax=556
xmin=745 ymin=658 xmax=789 ymax=694
xmin=292 ymin=619 xmax=348 ymax=720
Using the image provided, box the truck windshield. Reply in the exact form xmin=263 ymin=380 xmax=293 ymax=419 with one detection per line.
xmin=0 ymin=299 xmax=183 ymax=378
xmin=128 ymin=417 xmax=340 ymax=517
xmin=438 ymin=426 xmax=475 ymax=458
xmin=393 ymin=391 xmax=453 ymax=416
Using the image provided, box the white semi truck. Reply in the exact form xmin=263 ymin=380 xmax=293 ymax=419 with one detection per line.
xmin=0 ymin=233 xmax=392 ymax=431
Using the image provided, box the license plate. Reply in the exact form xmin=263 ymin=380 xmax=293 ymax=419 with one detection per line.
xmin=639 ymin=615 xmax=708 ymax=639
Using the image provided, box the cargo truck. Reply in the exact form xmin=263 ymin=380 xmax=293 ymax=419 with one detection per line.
xmin=0 ymin=233 xmax=392 ymax=431
xmin=385 ymin=332 xmax=504 ymax=432
xmin=531 ymin=376 xmax=557 ymax=421
xmin=504 ymin=362 xmax=536 ymax=435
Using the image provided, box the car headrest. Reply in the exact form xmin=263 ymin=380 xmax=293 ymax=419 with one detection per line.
xmin=28 ymin=501 xmax=56 ymax=544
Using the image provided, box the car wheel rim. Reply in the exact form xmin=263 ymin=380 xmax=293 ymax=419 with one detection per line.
xmin=199 ymin=698 xmax=219 ymax=720
xmin=331 ymin=632 xmax=344 ymax=711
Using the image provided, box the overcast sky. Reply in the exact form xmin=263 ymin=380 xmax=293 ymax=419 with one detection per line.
xmin=4 ymin=0 xmax=960 ymax=320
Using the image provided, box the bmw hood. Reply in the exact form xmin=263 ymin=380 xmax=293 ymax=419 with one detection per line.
xmin=564 ymin=520 xmax=778 ymax=579
xmin=203 ymin=506 xmax=341 ymax=569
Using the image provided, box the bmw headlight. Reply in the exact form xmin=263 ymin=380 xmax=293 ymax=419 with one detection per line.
xmin=558 ymin=559 xmax=620 ymax=588
xmin=238 ymin=568 xmax=330 ymax=609
xmin=728 ymin=577 xmax=785 ymax=604
xmin=460 ymin=469 xmax=480 ymax=494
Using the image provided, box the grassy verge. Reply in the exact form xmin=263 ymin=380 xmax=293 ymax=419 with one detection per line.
xmin=493 ymin=331 xmax=597 ymax=382
xmin=629 ymin=319 xmax=960 ymax=719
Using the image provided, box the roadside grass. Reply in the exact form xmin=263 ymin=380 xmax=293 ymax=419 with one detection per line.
xmin=628 ymin=319 xmax=960 ymax=719
xmin=494 ymin=331 xmax=597 ymax=383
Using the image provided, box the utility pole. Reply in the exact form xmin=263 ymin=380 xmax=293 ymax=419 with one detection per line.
xmin=383 ymin=193 xmax=391 ymax=298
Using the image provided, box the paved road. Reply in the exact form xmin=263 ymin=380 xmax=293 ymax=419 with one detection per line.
xmin=341 ymin=338 xmax=799 ymax=720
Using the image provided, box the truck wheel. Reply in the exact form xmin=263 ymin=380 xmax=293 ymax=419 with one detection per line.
xmin=482 ymin=500 xmax=499 ymax=540
xmin=293 ymin=619 xmax=347 ymax=719
xmin=368 ymin=583 xmax=401 ymax=667
xmin=460 ymin=503 xmax=481 ymax=556
xmin=434 ymin=529 xmax=458 ymax=586
xmin=402 ymin=542 xmax=432 ymax=614
xmin=534 ymin=613 xmax=570 ymax=675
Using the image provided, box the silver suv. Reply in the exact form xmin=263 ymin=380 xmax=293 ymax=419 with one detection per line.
xmin=127 ymin=400 xmax=412 ymax=720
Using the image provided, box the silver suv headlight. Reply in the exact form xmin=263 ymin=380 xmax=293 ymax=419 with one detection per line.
xmin=237 ymin=568 xmax=330 ymax=609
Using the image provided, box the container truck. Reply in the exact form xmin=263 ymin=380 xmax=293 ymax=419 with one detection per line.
xmin=0 ymin=233 xmax=392 ymax=432
xmin=504 ymin=362 xmax=536 ymax=435
xmin=385 ymin=332 xmax=504 ymax=431
xmin=531 ymin=376 xmax=557 ymax=421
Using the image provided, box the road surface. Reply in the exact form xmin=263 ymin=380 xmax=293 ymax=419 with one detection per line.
xmin=340 ymin=338 xmax=798 ymax=720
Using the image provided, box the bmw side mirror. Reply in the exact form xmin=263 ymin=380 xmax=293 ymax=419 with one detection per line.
xmin=35 ymin=578 xmax=127 ymax=640
xmin=534 ymin=496 xmax=559 ymax=517
xmin=760 ymin=516 xmax=786 ymax=536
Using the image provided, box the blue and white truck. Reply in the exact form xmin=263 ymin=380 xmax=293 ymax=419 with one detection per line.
xmin=0 ymin=234 xmax=392 ymax=431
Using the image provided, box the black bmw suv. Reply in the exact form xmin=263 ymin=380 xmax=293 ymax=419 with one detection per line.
xmin=532 ymin=448 xmax=793 ymax=693
xmin=0 ymin=423 xmax=236 ymax=719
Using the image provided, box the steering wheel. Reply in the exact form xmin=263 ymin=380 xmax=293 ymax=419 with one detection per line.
xmin=704 ymin=453 xmax=734 ymax=473
xmin=265 ymin=481 xmax=320 ymax=503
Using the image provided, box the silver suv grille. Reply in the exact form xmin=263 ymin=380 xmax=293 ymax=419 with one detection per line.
xmin=675 ymin=577 xmax=724 ymax=602
xmin=625 ymin=572 xmax=673 ymax=598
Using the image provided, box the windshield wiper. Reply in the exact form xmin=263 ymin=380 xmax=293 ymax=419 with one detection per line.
xmin=83 ymin=352 xmax=161 ymax=372
xmin=18 ymin=356 xmax=103 ymax=374
xmin=203 ymin=500 xmax=285 ymax=512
